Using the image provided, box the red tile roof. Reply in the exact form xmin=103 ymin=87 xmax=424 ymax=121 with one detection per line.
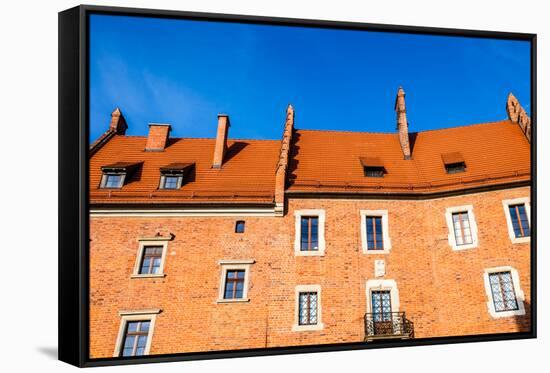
xmin=90 ymin=119 xmax=530 ymax=205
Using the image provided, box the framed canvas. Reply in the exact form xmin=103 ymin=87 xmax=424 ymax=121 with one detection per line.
xmin=58 ymin=4 xmax=536 ymax=367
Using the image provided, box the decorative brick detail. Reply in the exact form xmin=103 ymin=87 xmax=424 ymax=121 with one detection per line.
xmin=275 ymin=105 xmax=294 ymax=215
xmin=506 ymin=93 xmax=531 ymax=143
xmin=145 ymin=124 xmax=171 ymax=151
xmin=212 ymin=114 xmax=230 ymax=168
xmin=395 ymin=87 xmax=412 ymax=159
xmin=109 ymin=107 xmax=128 ymax=135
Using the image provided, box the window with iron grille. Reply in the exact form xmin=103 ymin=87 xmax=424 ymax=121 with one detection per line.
xmin=298 ymin=292 xmax=318 ymax=325
xmin=365 ymin=216 xmax=384 ymax=250
xmin=489 ymin=271 xmax=519 ymax=312
xmin=120 ymin=320 xmax=151 ymax=357
xmin=223 ymin=270 xmax=246 ymax=299
xmin=235 ymin=220 xmax=245 ymax=233
xmin=452 ymin=211 xmax=473 ymax=246
xmin=300 ymin=216 xmax=319 ymax=251
xmin=509 ymin=204 xmax=530 ymax=238
xmin=138 ymin=246 xmax=163 ymax=275
xmin=371 ymin=290 xmax=392 ymax=322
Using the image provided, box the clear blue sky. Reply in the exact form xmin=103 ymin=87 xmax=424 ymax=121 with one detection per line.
xmin=89 ymin=14 xmax=531 ymax=142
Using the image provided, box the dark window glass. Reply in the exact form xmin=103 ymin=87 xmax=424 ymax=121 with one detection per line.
xmin=371 ymin=290 xmax=392 ymax=322
xmin=162 ymin=175 xmax=180 ymax=189
xmin=364 ymin=167 xmax=384 ymax=177
xmin=235 ymin=220 xmax=245 ymax=233
xmin=139 ymin=246 xmax=163 ymax=274
xmin=300 ymin=216 xmax=319 ymax=251
xmin=452 ymin=212 xmax=473 ymax=245
xmin=445 ymin=162 xmax=466 ymax=174
xmin=366 ymin=216 xmax=384 ymax=250
xmin=509 ymin=204 xmax=530 ymax=238
xmin=121 ymin=320 xmax=151 ymax=357
xmin=298 ymin=292 xmax=318 ymax=325
xmin=104 ymin=174 xmax=123 ymax=188
xmin=489 ymin=271 xmax=519 ymax=312
xmin=224 ymin=270 xmax=246 ymax=299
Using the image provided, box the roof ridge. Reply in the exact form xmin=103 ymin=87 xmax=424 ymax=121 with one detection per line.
xmin=119 ymin=135 xmax=280 ymax=142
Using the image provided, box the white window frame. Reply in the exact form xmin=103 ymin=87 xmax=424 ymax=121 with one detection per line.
xmin=159 ymin=174 xmax=183 ymax=190
xmin=113 ymin=309 xmax=161 ymax=357
xmin=360 ymin=210 xmax=392 ymax=254
xmin=100 ymin=172 xmax=126 ymax=189
xmin=483 ymin=266 xmax=526 ymax=318
xmin=445 ymin=205 xmax=479 ymax=251
xmin=293 ymin=285 xmax=324 ymax=331
xmin=217 ymin=260 xmax=254 ymax=303
xmin=131 ymin=236 xmax=173 ymax=278
xmin=365 ymin=279 xmax=400 ymax=314
xmin=502 ymin=197 xmax=531 ymax=244
xmin=294 ymin=209 xmax=326 ymax=256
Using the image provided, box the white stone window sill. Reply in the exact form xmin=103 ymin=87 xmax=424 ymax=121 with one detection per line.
xmin=292 ymin=323 xmax=324 ymax=332
xmin=451 ymin=243 xmax=478 ymax=251
xmin=130 ymin=273 xmax=166 ymax=279
xmin=511 ymin=237 xmax=530 ymax=244
xmin=216 ymin=298 xmax=250 ymax=304
xmin=295 ymin=250 xmax=325 ymax=257
xmin=363 ymin=248 xmax=391 ymax=255
xmin=489 ymin=308 xmax=526 ymax=319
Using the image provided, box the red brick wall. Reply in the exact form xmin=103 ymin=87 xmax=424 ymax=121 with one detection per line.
xmin=89 ymin=186 xmax=531 ymax=358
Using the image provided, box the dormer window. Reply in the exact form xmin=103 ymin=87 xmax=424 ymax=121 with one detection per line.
xmin=442 ymin=152 xmax=466 ymax=174
xmin=159 ymin=163 xmax=194 ymax=190
xmin=100 ymin=162 xmax=141 ymax=189
xmin=360 ymin=157 xmax=385 ymax=178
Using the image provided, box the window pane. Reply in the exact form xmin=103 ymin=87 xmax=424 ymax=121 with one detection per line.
xmin=224 ymin=282 xmax=234 ymax=299
xmin=135 ymin=347 xmax=145 ymax=356
xmin=140 ymin=321 xmax=150 ymax=332
xmin=140 ymin=258 xmax=151 ymax=274
xmin=124 ymin=335 xmax=135 ymax=348
xmin=127 ymin=321 xmax=138 ymax=332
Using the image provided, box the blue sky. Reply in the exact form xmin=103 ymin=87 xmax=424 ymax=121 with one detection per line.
xmin=89 ymin=14 xmax=531 ymax=142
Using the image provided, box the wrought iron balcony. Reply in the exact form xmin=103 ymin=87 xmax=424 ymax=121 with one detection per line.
xmin=364 ymin=312 xmax=414 ymax=341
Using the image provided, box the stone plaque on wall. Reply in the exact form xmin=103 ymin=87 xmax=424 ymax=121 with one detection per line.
xmin=375 ymin=260 xmax=385 ymax=277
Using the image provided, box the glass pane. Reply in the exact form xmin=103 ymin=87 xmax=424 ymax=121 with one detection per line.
xmin=140 ymin=258 xmax=151 ymax=274
xmin=140 ymin=321 xmax=150 ymax=332
xmin=122 ymin=347 xmax=134 ymax=357
xmin=237 ymin=271 xmax=245 ymax=279
xmin=137 ymin=335 xmax=147 ymax=348
xmin=124 ymin=335 xmax=135 ymax=348
xmin=135 ymin=347 xmax=145 ymax=356
xmin=127 ymin=322 xmax=138 ymax=332
xmin=224 ymin=282 xmax=234 ymax=299
xmin=366 ymin=218 xmax=374 ymax=234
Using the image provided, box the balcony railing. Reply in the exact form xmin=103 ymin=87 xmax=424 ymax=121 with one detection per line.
xmin=364 ymin=312 xmax=414 ymax=341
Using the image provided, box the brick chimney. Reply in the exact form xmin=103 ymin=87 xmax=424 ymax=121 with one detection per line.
xmin=506 ymin=93 xmax=531 ymax=143
xmin=145 ymin=124 xmax=171 ymax=151
xmin=109 ymin=107 xmax=127 ymax=135
xmin=395 ymin=87 xmax=412 ymax=159
xmin=212 ymin=114 xmax=230 ymax=168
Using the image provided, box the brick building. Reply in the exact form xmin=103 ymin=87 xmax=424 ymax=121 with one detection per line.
xmin=89 ymin=88 xmax=532 ymax=358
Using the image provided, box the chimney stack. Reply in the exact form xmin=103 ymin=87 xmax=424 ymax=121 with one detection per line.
xmin=109 ymin=107 xmax=128 ymax=135
xmin=145 ymin=124 xmax=171 ymax=151
xmin=506 ymin=93 xmax=531 ymax=143
xmin=395 ymin=87 xmax=412 ymax=159
xmin=212 ymin=114 xmax=230 ymax=168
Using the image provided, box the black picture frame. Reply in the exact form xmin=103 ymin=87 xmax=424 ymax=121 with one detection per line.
xmin=59 ymin=4 xmax=537 ymax=367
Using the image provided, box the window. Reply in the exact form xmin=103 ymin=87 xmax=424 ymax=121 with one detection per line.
xmin=138 ymin=246 xmax=163 ymax=275
xmin=445 ymin=205 xmax=478 ymax=250
xmin=452 ymin=212 xmax=473 ymax=246
xmin=217 ymin=260 xmax=254 ymax=303
xmin=360 ymin=210 xmax=391 ymax=254
xmin=365 ymin=279 xmax=400 ymax=321
xmin=502 ymin=198 xmax=531 ymax=243
xmin=158 ymin=162 xmax=195 ymax=190
xmin=441 ymin=152 xmax=466 ymax=174
xmin=360 ymin=157 xmax=385 ymax=177
xmin=100 ymin=162 xmax=142 ymax=189
xmin=235 ymin=220 xmax=245 ymax=233
xmin=371 ymin=290 xmax=392 ymax=322
xmin=294 ymin=210 xmax=326 ymax=256
xmin=483 ymin=267 xmax=525 ymax=318
xmin=300 ymin=216 xmax=319 ymax=251
xmin=293 ymin=285 xmax=323 ymax=331
xmin=131 ymin=236 xmax=172 ymax=278
xmin=114 ymin=309 xmax=160 ymax=357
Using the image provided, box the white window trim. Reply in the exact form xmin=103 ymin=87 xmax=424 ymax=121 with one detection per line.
xmin=483 ymin=266 xmax=526 ymax=319
xmin=131 ymin=236 xmax=173 ymax=278
xmin=217 ymin=260 xmax=254 ymax=303
xmin=365 ymin=279 xmax=400 ymax=314
xmin=445 ymin=205 xmax=479 ymax=251
xmin=159 ymin=174 xmax=183 ymax=190
xmin=502 ymin=197 xmax=531 ymax=244
xmin=360 ymin=210 xmax=392 ymax=254
xmin=113 ymin=309 xmax=161 ymax=357
xmin=294 ymin=209 xmax=326 ymax=256
xmin=292 ymin=285 xmax=324 ymax=331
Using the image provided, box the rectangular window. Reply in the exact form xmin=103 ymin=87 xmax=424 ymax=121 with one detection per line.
xmin=364 ymin=167 xmax=384 ymax=177
xmin=161 ymin=175 xmax=181 ymax=189
xmin=452 ymin=211 xmax=473 ymax=246
xmin=509 ymin=204 xmax=530 ymax=238
xmin=371 ymin=290 xmax=392 ymax=322
xmin=103 ymin=173 xmax=124 ymax=188
xmin=298 ymin=292 xmax=318 ymax=325
xmin=138 ymin=246 xmax=163 ymax=275
xmin=366 ymin=216 xmax=384 ymax=250
xmin=235 ymin=220 xmax=245 ymax=233
xmin=120 ymin=320 xmax=151 ymax=357
xmin=445 ymin=162 xmax=466 ymax=174
xmin=224 ymin=270 xmax=245 ymax=299
xmin=489 ymin=271 xmax=519 ymax=312
xmin=300 ymin=216 xmax=319 ymax=251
